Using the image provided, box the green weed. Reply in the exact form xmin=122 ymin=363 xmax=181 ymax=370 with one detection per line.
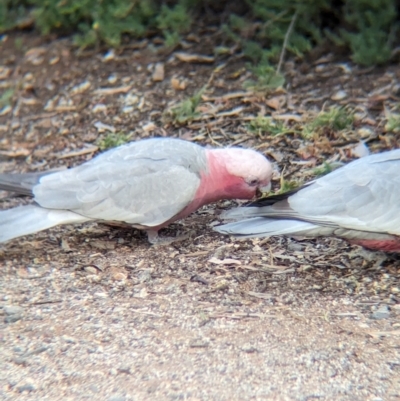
xmin=303 ymin=107 xmax=354 ymax=137
xmin=0 ymin=88 xmax=14 ymax=108
xmin=275 ymin=178 xmax=300 ymax=195
xmin=248 ymin=116 xmax=290 ymax=136
xmin=164 ymin=86 xmax=206 ymax=125
xmin=341 ymin=0 xmax=397 ymax=66
xmin=98 ymin=132 xmax=130 ymax=150
xmin=1 ymin=0 xmax=399 ymax=67
xmin=244 ymin=64 xmax=285 ymax=92
xmin=313 ymin=161 xmax=334 ymax=176
xmin=156 ymin=1 xmax=194 ymax=48
xmin=384 ymin=113 xmax=400 ymax=133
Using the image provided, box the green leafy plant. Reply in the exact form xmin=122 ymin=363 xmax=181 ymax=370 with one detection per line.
xmin=0 ymin=88 xmax=14 ymax=108
xmin=248 ymin=116 xmax=290 ymax=136
xmin=98 ymin=132 xmax=130 ymax=150
xmin=1 ymin=0 xmax=399 ymax=68
xmin=156 ymin=0 xmax=199 ymax=47
xmin=341 ymin=0 xmax=398 ymax=66
xmin=384 ymin=112 xmax=400 ymax=134
xmin=0 ymin=0 xmax=30 ymax=33
xmin=313 ymin=161 xmax=334 ymax=176
xmin=224 ymin=1 xmax=329 ymax=64
xmin=303 ymin=107 xmax=354 ymax=137
xmin=164 ymin=86 xmax=206 ymax=125
xmin=274 ymin=177 xmax=300 ymax=195
xmin=244 ymin=64 xmax=285 ymax=91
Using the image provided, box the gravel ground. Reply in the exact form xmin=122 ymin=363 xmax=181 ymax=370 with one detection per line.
xmin=1 ymin=29 xmax=400 ymax=400
xmin=1 ymin=258 xmax=400 ymax=401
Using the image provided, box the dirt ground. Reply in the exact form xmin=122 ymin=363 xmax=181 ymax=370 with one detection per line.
xmin=1 ymin=29 xmax=400 ymax=401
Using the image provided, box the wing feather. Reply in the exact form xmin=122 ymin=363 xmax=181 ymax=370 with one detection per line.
xmin=33 ymin=139 xmax=206 ymax=227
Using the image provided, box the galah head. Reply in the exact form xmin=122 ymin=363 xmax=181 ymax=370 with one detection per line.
xmin=210 ymin=147 xmax=272 ymax=200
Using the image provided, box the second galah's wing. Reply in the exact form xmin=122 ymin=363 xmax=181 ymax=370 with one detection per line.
xmin=33 ymin=138 xmax=208 ymax=227
xmin=224 ymin=149 xmax=400 ymax=236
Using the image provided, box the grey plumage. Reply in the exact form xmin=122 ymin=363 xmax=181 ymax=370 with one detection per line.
xmin=215 ymin=150 xmax=400 ymax=241
xmin=0 ymin=171 xmax=51 ymax=196
xmin=0 ymin=205 xmax=88 ymax=243
xmin=0 ymin=138 xmax=207 ymax=243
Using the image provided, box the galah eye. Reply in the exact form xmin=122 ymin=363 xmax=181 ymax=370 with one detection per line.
xmin=247 ymin=179 xmax=259 ymax=186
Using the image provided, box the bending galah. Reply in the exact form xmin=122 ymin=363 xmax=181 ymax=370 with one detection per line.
xmin=0 ymin=138 xmax=272 ymax=244
xmin=215 ymin=150 xmax=400 ymax=252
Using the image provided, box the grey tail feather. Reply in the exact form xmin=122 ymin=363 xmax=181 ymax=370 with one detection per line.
xmin=214 ymin=217 xmax=319 ymax=238
xmin=0 ymin=172 xmax=43 ymax=196
xmin=221 ymin=206 xmax=271 ymax=220
xmin=0 ymin=170 xmax=64 ymax=196
xmin=0 ymin=204 xmax=89 ymax=243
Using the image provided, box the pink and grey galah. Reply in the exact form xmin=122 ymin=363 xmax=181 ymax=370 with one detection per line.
xmin=0 ymin=137 xmax=272 ymax=244
xmin=215 ymin=149 xmax=400 ymax=252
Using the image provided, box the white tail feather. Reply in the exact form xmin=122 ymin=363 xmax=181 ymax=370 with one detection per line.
xmin=221 ymin=206 xmax=271 ymax=220
xmin=214 ymin=217 xmax=318 ymax=238
xmin=0 ymin=205 xmax=89 ymax=243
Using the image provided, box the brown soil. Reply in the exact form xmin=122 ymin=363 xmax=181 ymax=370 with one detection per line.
xmin=0 ymin=30 xmax=400 ymax=401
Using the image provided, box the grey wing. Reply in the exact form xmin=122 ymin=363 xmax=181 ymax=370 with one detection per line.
xmin=33 ymin=158 xmax=201 ymax=227
xmin=285 ymin=150 xmax=400 ymax=234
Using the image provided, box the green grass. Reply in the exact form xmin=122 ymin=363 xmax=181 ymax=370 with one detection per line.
xmin=1 ymin=0 xmax=398 ymax=66
xmin=98 ymin=132 xmax=130 ymax=150
xmin=303 ymin=107 xmax=354 ymax=137
xmin=313 ymin=161 xmax=335 ymax=176
xmin=244 ymin=64 xmax=286 ymax=92
xmin=0 ymin=88 xmax=14 ymax=108
xmin=248 ymin=116 xmax=291 ymax=136
xmin=384 ymin=112 xmax=400 ymax=133
xmin=164 ymin=86 xmax=206 ymax=125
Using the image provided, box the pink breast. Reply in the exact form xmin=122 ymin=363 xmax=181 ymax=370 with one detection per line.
xmin=350 ymin=238 xmax=400 ymax=252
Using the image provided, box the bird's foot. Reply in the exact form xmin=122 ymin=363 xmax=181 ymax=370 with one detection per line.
xmin=146 ymin=230 xmax=189 ymax=246
xmin=350 ymin=248 xmax=388 ymax=268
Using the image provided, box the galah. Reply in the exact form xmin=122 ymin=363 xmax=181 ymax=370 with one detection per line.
xmin=0 ymin=138 xmax=272 ymax=244
xmin=215 ymin=149 xmax=400 ymax=252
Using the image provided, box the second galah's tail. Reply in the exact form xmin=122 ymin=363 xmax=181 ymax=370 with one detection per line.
xmin=0 ymin=205 xmax=88 ymax=243
xmin=214 ymin=217 xmax=324 ymax=238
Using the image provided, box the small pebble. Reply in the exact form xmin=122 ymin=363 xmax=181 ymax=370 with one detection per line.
xmin=4 ymin=305 xmax=23 ymax=315
xmin=122 ymin=106 xmax=134 ymax=114
xmin=4 ymin=315 xmax=22 ymax=323
xmin=89 ymin=385 xmax=100 ymax=393
xmin=331 ymin=90 xmax=347 ymax=100
xmin=118 ymin=366 xmax=131 ymax=374
xmin=103 ymin=50 xmax=115 ymax=62
xmin=108 ymin=396 xmax=126 ymax=401
xmin=13 ymin=357 xmax=28 ymax=366
xmin=138 ymin=269 xmax=152 ymax=283
xmin=92 ymin=104 xmax=107 ymax=113
xmin=371 ymin=305 xmax=390 ymax=320
xmin=108 ymin=74 xmax=118 ymax=84
xmin=17 ymin=383 xmax=36 ymax=393
xmin=241 ymin=344 xmax=258 ymax=353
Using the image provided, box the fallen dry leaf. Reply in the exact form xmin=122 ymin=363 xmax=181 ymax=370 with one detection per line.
xmin=208 ymin=257 xmax=241 ymax=265
xmin=266 ymin=96 xmax=286 ymax=110
xmin=175 ymin=52 xmax=215 ymax=63
xmin=57 ymin=146 xmax=98 ymax=159
xmin=0 ymin=66 xmax=12 ymax=80
xmin=171 ymin=77 xmax=186 ymax=90
xmin=152 ymin=63 xmax=165 ymax=82
xmin=94 ymin=85 xmax=132 ymax=95
xmin=247 ymin=291 xmax=273 ymax=299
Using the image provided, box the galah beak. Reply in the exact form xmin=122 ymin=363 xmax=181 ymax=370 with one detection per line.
xmin=256 ymin=181 xmax=271 ymax=197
